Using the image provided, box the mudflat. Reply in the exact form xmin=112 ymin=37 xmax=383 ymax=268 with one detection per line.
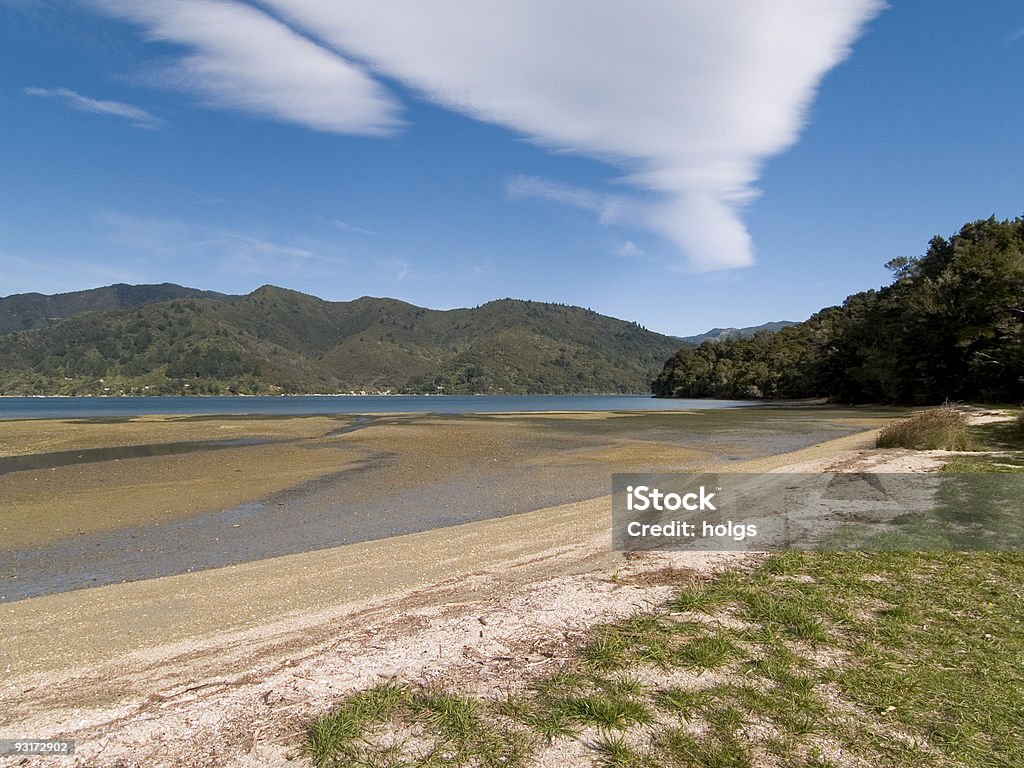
xmin=0 ymin=415 xmax=368 ymax=550
xmin=0 ymin=407 xmax=897 ymax=602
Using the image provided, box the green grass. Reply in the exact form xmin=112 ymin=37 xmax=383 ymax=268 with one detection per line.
xmin=943 ymin=454 xmax=1024 ymax=473
xmin=673 ymin=634 xmax=741 ymax=669
xmin=304 ymin=682 xmax=527 ymax=768
xmin=670 ymin=582 xmax=724 ymax=613
xmin=305 ymin=552 xmax=1024 ymax=767
xmin=595 ymin=735 xmax=658 ymax=768
xmin=840 ymin=414 xmax=1024 ymax=550
xmin=964 ymin=415 xmax=1024 ymax=453
xmin=876 ymin=404 xmax=975 ymax=450
xmin=939 ymin=414 xmax=1024 ymax=475
xmin=656 ymin=728 xmax=754 ymax=768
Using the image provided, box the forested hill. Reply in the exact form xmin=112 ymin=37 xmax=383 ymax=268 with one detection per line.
xmin=654 ymin=216 xmax=1024 ymax=405
xmin=0 ymin=283 xmax=235 ymax=335
xmin=0 ymin=286 xmax=683 ymax=395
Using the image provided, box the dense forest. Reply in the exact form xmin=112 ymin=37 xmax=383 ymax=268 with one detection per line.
xmin=0 ymin=283 xmax=234 ymax=335
xmin=0 ymin=286 xmax=682 ymax=396
xmin=653 ymin=216 xmax=1024 ymax=404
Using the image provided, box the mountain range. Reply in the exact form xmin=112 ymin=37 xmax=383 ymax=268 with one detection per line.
xmin=0 ymin=283 xmax=681 ymax=395
xmin=678 ymin=321 xmax=798 ymax=345
xmin=0 ymin=283 xmax=795 ymax=396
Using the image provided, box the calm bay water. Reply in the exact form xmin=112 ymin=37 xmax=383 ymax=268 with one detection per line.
xmin=0 ymin=394 xmax=755 ymax=420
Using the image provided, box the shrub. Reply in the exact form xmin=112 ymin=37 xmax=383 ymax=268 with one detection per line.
xmin=876 ymin=405 xmax=974 ymax=450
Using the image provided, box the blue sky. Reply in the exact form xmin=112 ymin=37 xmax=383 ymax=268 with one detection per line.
xmin=1 ymin=1 xmax=1022 ymax=337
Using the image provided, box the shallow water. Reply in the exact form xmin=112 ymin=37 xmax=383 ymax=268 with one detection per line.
xmin=0 ymin=394 xmax=755 ymax=420
xmin=0 ymin=438 xmax=277 ymax=476
xmin=0 ymin=408 xmax=876 ymax=602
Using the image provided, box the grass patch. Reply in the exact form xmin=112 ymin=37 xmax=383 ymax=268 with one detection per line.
xmin=582 ymin=625 xmax=633 ymax=670
xmin=841 ymin=416 xmax=1024 ymax=549
xmin=876 ymin=404 xmax=975 ymax=450
xmin=304 ymin=552 xmax=1024 ymax=767
xmin=304 ymin=682 xmax=527 ymax=768
xmin=940 ymin=410 xmax=1024 ymax=474
xmin=560 ymin=690 xmax=653 ymax=730
xmin=673 ymin=634 xmax=741 ymax=669
xmin=670 ymin=582 xmax=721 ymax=613
xmin=965 ymin=414 xmax=1024 ymax=452
xmin=595 ymin=735 xmax=657 ymax=768
xmin=509 ymin=672 xmax=654 ymax=735
xmin=943 ymin=454 xmax=1024 ymax=473
xmin=657 ymin=728 xmax=753 ymax=768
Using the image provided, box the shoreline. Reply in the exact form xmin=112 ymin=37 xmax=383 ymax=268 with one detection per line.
xmin=0 ymin=408 xmax=891 ymax=596
xmin=0 ymin=425 xmax=914 ymax=768
xmin=0 ymin=394 xmax=764 ymax=423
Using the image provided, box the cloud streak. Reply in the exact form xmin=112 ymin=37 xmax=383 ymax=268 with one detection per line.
xmin=88 ymin=0 xmax=402 ymax=135
xmin=506 ymin=175 xmax=642 ymax=227
xmin=0 ymin=250 xmax=142 ymax=296
xmin=374 ymin=256 xmax=421 ymax=283
xmin=25 ymin=86 xmax=163 ymax=129
xmin=96 ymin=210 xmax=348 ymax=279
xmin=330 ymin=219 xmax=375 ymax=236
xmin=88 ymin=0 xmax=883 ymax=270
xmin=258 ymin=0 xmax=885 ymax=271
xmin=615 ymin=241 xmax=645 ymax=259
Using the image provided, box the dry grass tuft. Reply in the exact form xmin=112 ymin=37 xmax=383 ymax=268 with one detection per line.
xmin=876 ymin=405 xmax=974 ymax=450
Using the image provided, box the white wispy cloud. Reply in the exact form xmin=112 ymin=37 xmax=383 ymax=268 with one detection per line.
xmin=24 ymin=86 xmax=163 ymax=129
xmin=331 ymin=219 xmax=375 ymax=236
xmin=615 ymin=241 xmax=645 ymax=259
xmin=374 ymin=257 xmax=421 ymax=282
xmin=87 ymin=0 xmax=402 ymax=136
xmin=506 ymin=176 xmax=642 ymax=227
xmin=217 ymin=235 xmax=319 ymax=277
xmin=86 ymin=0 xmax=883 ymax=271
xmin=96 ymin=210 xmax=347 ymax=278
xmin=0 ymin=251 xmax=142 ymax=296
xmin=256 ymin=0 xmax=884 ymax=271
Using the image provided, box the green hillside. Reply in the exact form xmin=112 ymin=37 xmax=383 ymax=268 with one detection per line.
xmin=0 ymin=282 xmax=234 ymax=335
xmin=653 ymin=216 xmax=1024 ymax=405
xmin=0 ymin=285 xmax=681 ymax=395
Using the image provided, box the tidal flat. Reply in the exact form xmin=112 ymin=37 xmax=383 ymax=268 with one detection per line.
xmin=0 ymin=406 xmax=898 ymax=601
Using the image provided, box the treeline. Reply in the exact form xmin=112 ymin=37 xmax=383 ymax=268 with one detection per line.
xmin=653 ymin=216 xmax=1024 ymax=404
xmin=0 ymin=288 xmax=681 ymax=396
